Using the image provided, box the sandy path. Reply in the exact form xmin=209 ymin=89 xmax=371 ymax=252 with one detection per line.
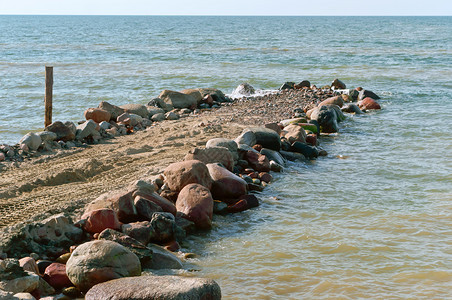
xmin=0 ymin=112 xmax=246 ymax=228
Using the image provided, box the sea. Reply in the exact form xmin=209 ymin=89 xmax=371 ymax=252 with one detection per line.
xmin=1 ymin=16 xmax=451 ymax=299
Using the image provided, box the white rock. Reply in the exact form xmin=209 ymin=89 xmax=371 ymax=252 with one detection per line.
xmin=76 ymin=120 xmax=98 ymax=140
xmin=19 ymin=133 xmax=42 ymax=151
xmin=37 ymin=131 xmax=57 ymax=142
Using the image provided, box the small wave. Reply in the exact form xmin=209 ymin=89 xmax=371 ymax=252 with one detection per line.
xmin=227 ymin=89 xmax=279 ymax=100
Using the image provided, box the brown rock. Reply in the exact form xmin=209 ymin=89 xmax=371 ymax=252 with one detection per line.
xmin=332 ymin=78 xmax=346 ymax=89
xmin=184 ymin=147 xmax=234 ymax=172
xmin=306 ymin=134 xmax=317 ymax=146
xmin=43 ymin=263 xmax=73 ymax=290
xmin=176 ymin=184 xmax=213 ymax=229
xmin=207 ymin=163 xmax=247 ymax=201
xmin=164 ymin=160 xmax=213 ymax=194
xmin=245 ymin=151 xmax=271 ymax=172
xmin=19 ymin=257 xmax=39 ymax=275
xmin=81 ymin=209 xmax=121 ymax=234
xmin=264 ymin=123 xmax=282 ymax=135
xmin=318 ymin=95 xmax=344 ymax=108
xmin=180 ymin=89 xmax=203 ymax=104
xmin=85 ymin=190 xmax=137 ymax=223
xmin=98 ymin=101 xmax=125 ymax=120
xmin=258 ymin=172 xmax=272 ymax=183
xmin=358 ymin=97 xmax=381 ymax=110
xmin=44 ymin=121 xmax=75 ymax=142
xmin=84 ymin=108 xmax=111 ymax=123
xmin=227 ymin=199 xmax=248 ymax=213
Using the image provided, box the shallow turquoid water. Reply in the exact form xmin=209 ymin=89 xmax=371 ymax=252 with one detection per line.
xmin=1 ymin=15 xmax=451 ymax=299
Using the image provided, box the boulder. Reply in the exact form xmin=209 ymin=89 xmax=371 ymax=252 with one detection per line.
xmin=0 ymin=259 xmax=40 ymax=294
xmin=43 ymin=263 xmax=72 ymax=290
xmin=119 ymin=104 xmax=149 ymax=118
xmin=306 ymin=134 xmax=317 ymax=146
xmin=37 ymin=131 xmax=57 ymax=142
xmin=239 ymin=194 xmax=260 ymax=209
xmin=232 ymin=83 xmax=255 ymax=96
xmin=147 ymin=98 xmax=174 ymax=112
xmin=359 ymin=89 xmax=381 ymax=100
xmin=280 ymin=150 xmax=307 ymax=162
xmin=163 ymin=160 xmax=213 ymax=194
xmin=245 ymin=150 xmax=270 ymax=172
xmin=206 ymin=163 xmax=247 ymax=202
xmin=66 ymin=240 xmax=141 ymax=292
xmin=76 ymin=120 xmax=98 ymax=140
xmin=260 ymin=148 xmax=286 ymax=166
xmin=146 ymin=244 xmax=183 ymax=269
xmin=184 ymin=147 xmax=234 ymax=172
xmin=283 ymin=124 xmax=307 ymax=144
xmin=234 ymin=130 xmax=257 ymax=147
xmin=291 ymin=141 xmax=319 ymax=159
xmin=243 ymin=127 xmax=281 ymax=151
xmin=206 ymin=138 xmax=239 ymax=161
xmin=358 ymin=97 xmax=381 ymax=110
xmin=98 ymin=228 xmax=153 ymax=268
xmin=84 ymin=275 xmax=221 ymax=300
xmin=165 ymin=111 xmax=179 ymax=120
xmin=147 ymin=107 xmax=165 ymax=117
xmin=98 ymin=101 xmax=125 ymax=120
xmin=197 ymin=88 xmax=227 ymax=103
xmin=149 ymin=212 xmax=176 ymax=243
xmin=264 ymin=123 xmax=282 ymax=135
xmin=81 ymin=209 xmax=121 ymax=234
xmin=121 ymin=221 xmax=155 ymax=245
xmin=310 ymin=106 xmax=339 ymax=133
xmin=84 ymin=108 xmax=111 ymax=123
xmin=18 ymin=258 xmax=39 ymax=275
xmin=151 ymin=113 xmax=165 ymax=122
xmin=294 ymin=80 xmax=310 ymax=89
xmin=135 ymin=192 xmax=177 ymax=216
xmin=332 ymin=78 xmax=346 ymax=89
xmin=134 ymin=196 xmax=163 ymax=220
xmin=298 ymin=123 xmax=319 ymax=134
xmin=279 ymin=82 xmax=295 ymax=90
xmin=341 ymin=103 xmax=363 ymax=114
xmin=19 ymin=133 xmax=41 ymax=151
xmin=159 ymin=90 xmax=197 ymax=109
xmin=318 ymin=95 xmax=344 ymax=108
xmin=180 ymin=89 xmax=203 ymax=104
xmin=85 ymin=190 xmax=137 ymax=223
xmin=176 ymin=184 xmax=213 ymax=229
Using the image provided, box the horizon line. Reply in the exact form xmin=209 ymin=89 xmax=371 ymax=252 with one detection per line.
xmin=1 ymin=14 xmax=451 ymax=17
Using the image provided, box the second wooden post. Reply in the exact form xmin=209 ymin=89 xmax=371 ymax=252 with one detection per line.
xmin=45 ymin=66 xmax=53 ymax=127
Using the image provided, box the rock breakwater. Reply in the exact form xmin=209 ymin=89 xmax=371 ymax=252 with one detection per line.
xmin=0 ymin=79 xmax=381 ymax=299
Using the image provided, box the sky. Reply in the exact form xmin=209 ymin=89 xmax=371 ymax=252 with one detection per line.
xmin=1 ymin=0 xmax=451 ymax=16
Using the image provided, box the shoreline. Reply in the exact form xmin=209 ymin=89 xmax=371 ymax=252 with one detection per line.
xmin=0 ymin=80 xmax=381 ymax=299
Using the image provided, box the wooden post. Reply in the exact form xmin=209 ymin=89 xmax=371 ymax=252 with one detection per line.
xmin=44 ymin=66 xmax=53 ymax=127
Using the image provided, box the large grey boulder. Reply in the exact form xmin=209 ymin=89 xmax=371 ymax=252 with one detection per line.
xmin=19 ymin=133 xmax=41 ymax=151
xmin=66 ymin=240 xmax=141 ymax=292
xmin=85 ymin=275 xmax=221 ymax=300
xmin=260 ymin=148 xmax=286 ymax=166
xmin=206 ymin=138 xmax=239 ymax=161
xmin=0 ymin=259 xmax=40 ymax=294
xmin=235 ymin=130 xmax=257 ymax=147
xmin=119 ymin=104 xmax=149 ymax=119
xmin=232 ymin=82 xmax=255 ymax=96
xmin=242 ymin=127 xmax=281 ymax=151
xmin=98 ymin=101 xmax=125 ymax=120
xmin=159 ymin=90 xmax=197 ymax=109
xmin=146 ymin=243 xmax=183 ymax=269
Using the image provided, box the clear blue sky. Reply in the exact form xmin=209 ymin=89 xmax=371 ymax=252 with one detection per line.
xmin=2 ymin=0 xmax=451 ymax=16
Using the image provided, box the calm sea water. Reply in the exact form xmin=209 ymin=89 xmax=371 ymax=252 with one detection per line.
xmin=1 ymin=16 xmax=451 ymax=298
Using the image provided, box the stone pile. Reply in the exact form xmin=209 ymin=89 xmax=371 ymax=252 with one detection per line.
xmin=0 ymin=80 xmax=381 ymax=299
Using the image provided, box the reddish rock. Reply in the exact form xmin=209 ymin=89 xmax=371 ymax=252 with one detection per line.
xmin=227 ymin=199 xmax=248 ymax=213
xmin=85 ymin=190 xmax=137 ymax=223
xmin=202 ymin=94 xmax=214 ymax=106
xmin=283 ymin=124 xmax=307 ymax=144
xmin=84 ymin=108 xmax=112 ymax=123
xmin=245 ymin=150 xmax=270 ymax=172
xmin=259 ymin=172 xmax=272 ymax=183
xmin=176 ymin=184 xmax=214 ymax=229
xmin=43 ymin=263 xmax=73 ymax=290
xmin=318 ymin=95 xmax=344 ymax=108
xmin=306 ymin=134 xmax=317 ymax=146
xmin=184 ymin=147 xmax=234 ymax=172
xmin=206 ymin=163 xmax=247 ymax=201
xmin=358 ymin=97 xmax=381 ymax=110
xmin=44 ymin=121 xmax=75 ymax=142
xmin=164 ymin=160 xmax=213 ymax=194
xmin=248 ymin=172 xmax=259 ymax=179
xmin=81 ymin=209 xmax=121 ymax=234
